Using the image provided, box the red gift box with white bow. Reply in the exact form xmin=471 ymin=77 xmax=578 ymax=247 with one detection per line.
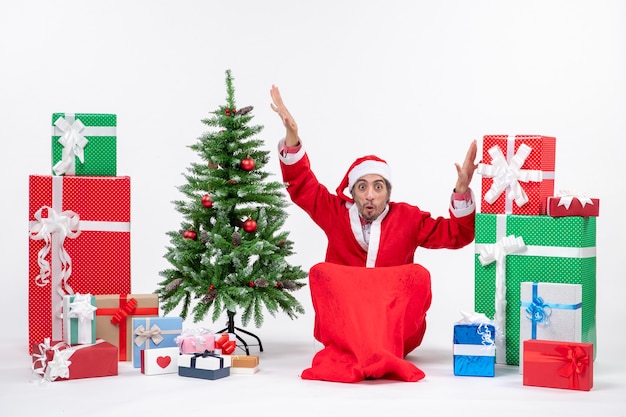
xmin=547 ymin=192 xmax=599 ymax=217
xmin=31 ymin=339 xmax=118 ymax=382
xmin=477 ymin=135 xmax=556 ymax=215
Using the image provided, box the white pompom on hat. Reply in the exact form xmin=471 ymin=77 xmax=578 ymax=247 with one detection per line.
xmin=336 ymin=155 xmax=392 ymax=202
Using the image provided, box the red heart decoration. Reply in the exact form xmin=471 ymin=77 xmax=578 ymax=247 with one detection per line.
xmin=156 ymin=356 xmax=171 ymax=369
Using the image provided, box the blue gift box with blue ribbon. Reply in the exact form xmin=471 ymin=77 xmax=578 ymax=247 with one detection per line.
xmin=519 ymin=282 xmax=582 ymax=372
xmin=453 ymin=322 xmax=496 ymax=377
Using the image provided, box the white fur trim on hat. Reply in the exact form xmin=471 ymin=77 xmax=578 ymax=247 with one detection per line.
xmin=347 ymin=160 xmax=392 ymax=192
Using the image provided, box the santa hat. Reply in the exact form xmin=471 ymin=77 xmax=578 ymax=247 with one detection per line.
xmin=336 ymin=155 xmax=392 ymax=202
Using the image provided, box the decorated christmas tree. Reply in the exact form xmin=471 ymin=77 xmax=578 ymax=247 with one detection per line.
xmin=156 ymin=70 xmax=307 ymax=344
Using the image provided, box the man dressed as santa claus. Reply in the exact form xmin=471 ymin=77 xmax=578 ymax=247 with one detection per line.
xmin=270 ymin=85 xmax=479 ymax=382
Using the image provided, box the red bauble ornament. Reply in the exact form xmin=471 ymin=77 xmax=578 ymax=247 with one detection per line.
xmin=209 ymin=284 xmax=214 ymax=290
xmin=248 ymin=281 xmax=255 ymax=287
xmin=183 ymin=229 xmax=197 ymax=240
xmin=240 ymin=157 xmax=255 ymax=172
xmin=228 ymin=179 xmax=237 ymax=185
xmin=225 ymin=109 xmax=231 ymax=116
xmin=201 ymin=194 xmax=213 ymax=208
xmin=242 ymin=218 xmax=257 ymax=233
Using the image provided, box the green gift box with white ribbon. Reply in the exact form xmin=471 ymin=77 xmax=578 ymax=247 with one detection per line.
xmin=51 ymin=113 xmax=117 ymax=176
xmin=474 ymin=213 xmax=596 ymax=366
xmin=62 ymin=293 xmax=97 ymax=345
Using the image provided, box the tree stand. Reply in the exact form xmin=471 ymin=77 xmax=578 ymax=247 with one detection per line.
xmin=216 ymin=310 xmax=264 ymax=355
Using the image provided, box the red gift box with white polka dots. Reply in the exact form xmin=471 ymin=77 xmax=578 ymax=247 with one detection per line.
xmin=28 ymin=175 xmax=131 ymax=353
xmin=478 ymin=135 xmax=556 ymax=215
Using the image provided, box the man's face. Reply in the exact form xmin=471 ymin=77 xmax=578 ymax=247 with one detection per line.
xmin=351 ymin=174 xmax=390 ymax=222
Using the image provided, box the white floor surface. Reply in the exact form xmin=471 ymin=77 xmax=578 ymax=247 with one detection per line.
xmin=2 ymin=326 xmax=624 ymax=417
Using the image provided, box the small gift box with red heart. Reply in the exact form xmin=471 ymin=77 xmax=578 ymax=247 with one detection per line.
xmin=523 ymin=339 xmax=593 ymax=391
xmin=141 ymin=347 xmax=179 ymax=375
xmin=546 ymin=191 xmax=600 ymax=217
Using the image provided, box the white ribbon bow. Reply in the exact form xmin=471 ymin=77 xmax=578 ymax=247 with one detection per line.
xmin=477 ymin=144 xmax=543 ymax=207
xmin=29 ymin=206 xmax=81 ymax=289
xmin=67 ymin=293 xmax=97 ymax=344
xmin=457 ymin=312 xmax=498 ymax=347
xmin=67 ymin=293 xmax=97 ymax=323
xmin=134 ymin=324 xmax=164 ymax=347
xmin=31 ymin=338 xmax=72 ymax=382
xmin=32 ymin=338 xmax=103 ymax=383
xmin=556 ymin=189 xmax=594 ymax=209
xmin=46 ymin=349 xmax=73 ymax=381
xmin=52 ymin=116 xmax=89 ymax=176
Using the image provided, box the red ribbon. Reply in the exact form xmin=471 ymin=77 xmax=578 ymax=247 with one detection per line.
xmin=526 ymin=344 xmax=589 ymax=389
xmin=215 ymin=334 xmax=236 ymax=355
xmin=96 ymin=295 xmax=158 ymax=361
xmin=110 ymin=297 xmax=138 ymax=325
xmin=555 ymin=345 xmax=589 ymax=389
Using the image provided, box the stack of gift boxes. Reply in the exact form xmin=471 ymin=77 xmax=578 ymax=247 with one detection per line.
xmin=28 ymin=113 xmax=259 ymax=382
xmin=453 ymin=134 xmax=597 ymax=391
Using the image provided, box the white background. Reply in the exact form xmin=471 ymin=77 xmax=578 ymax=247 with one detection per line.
xmin=1 ymin=1 xmax=625 ymax=415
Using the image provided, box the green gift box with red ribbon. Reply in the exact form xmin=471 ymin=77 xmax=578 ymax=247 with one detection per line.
xmin=474 ymin=213 xmax=596 ymax=366
xmin=51 ymin=113 xmax=117 ymax=176
xmin=28 ymin=175 xmax=131 ymax=354
xmin=95 ymin=294 xmax=159 ymax=361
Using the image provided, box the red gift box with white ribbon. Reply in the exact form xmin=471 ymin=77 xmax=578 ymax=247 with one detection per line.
xmin=31 ymin=339 xmax=118 ymax=382
xmin=28 ymin=175 xmax=131 ymax=353
xmin=477 ymin=135 xmax=556 ymax=215
xmin=546 ymin=191 xmax=599 ymax=217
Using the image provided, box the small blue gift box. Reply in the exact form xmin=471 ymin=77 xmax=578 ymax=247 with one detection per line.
xmin=453 ymin=323 xmax=496 ymax=377
xmin=131 ymin=316 xmax=183 ymax=368
xmin=178 ymin=352 xmax=231 ymax=380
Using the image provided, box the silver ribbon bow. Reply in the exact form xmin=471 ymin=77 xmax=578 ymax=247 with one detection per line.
xmin=134 ymin=324 xmax=164 ymax=346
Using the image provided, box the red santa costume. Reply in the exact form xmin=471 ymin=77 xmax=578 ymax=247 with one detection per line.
xmin=278 ymin=139 xmax=476 ymax=382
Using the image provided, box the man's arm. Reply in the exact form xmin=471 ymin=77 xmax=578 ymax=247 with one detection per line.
xmin=270 ymin=85 xmax=299 ymax=147
xmin=454 ymin=139 xmax=478 ymax=194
